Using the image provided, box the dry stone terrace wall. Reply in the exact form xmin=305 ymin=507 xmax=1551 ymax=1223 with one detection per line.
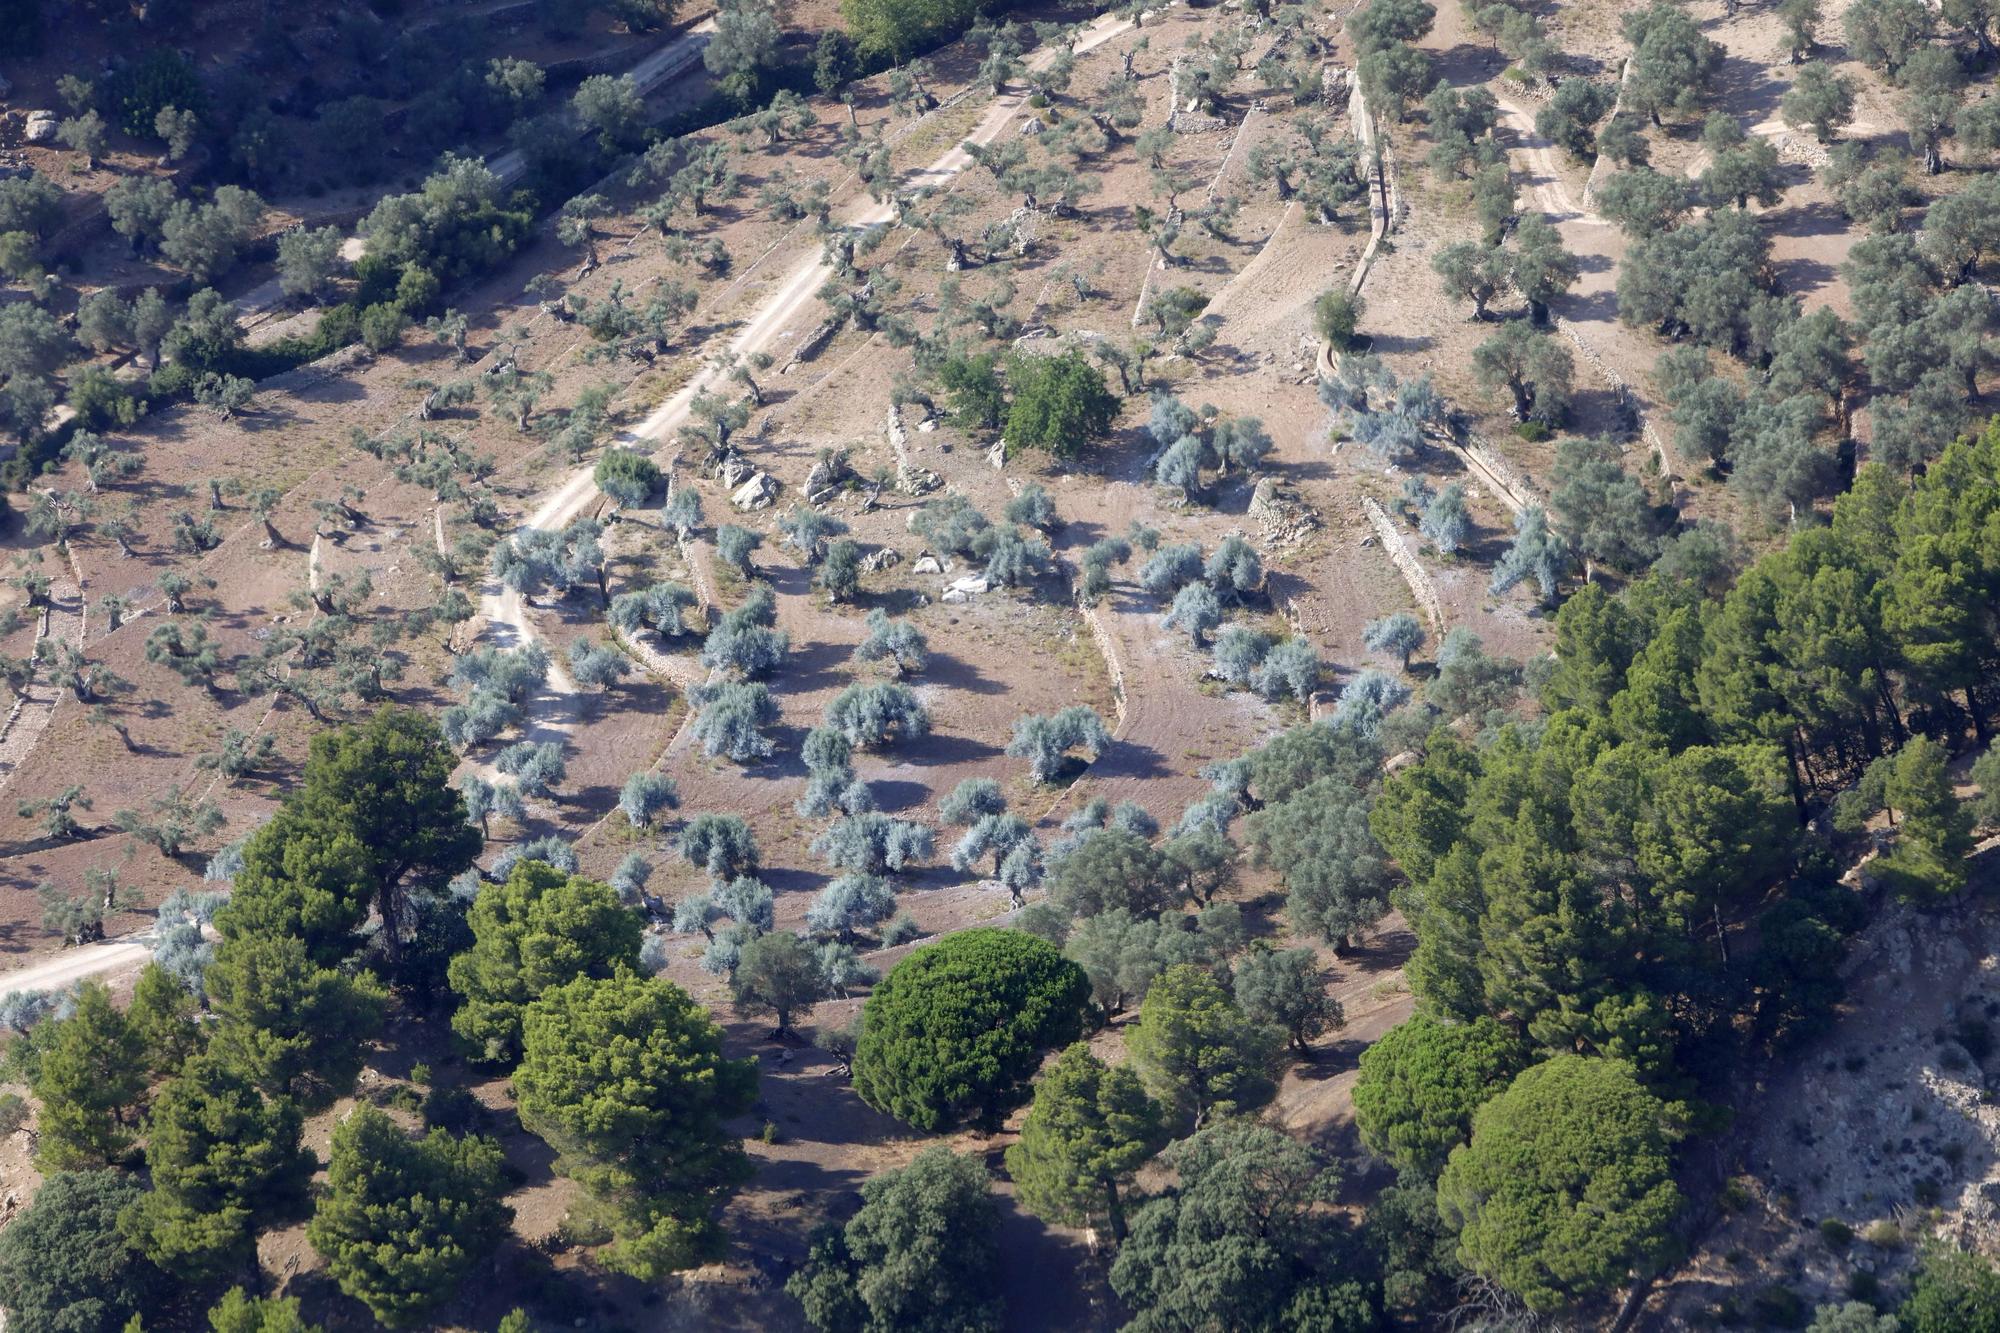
xmin=1361 ymin=495 xmax=1444 ymax=630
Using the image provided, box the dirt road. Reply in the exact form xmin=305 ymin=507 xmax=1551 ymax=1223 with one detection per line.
xmin=0 ymin=932 xmax=153 ymax=995
xmin=1492 ymin=93 xmax=1605 ymax=226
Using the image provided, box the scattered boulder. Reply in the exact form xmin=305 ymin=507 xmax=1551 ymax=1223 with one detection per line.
xmin=23 ymin=110 xmax=57 ymax=143
xmin=731 ymin=472 xmax=779 ymax=511
xmin=860 ymin=547 xmax=901 ymax=573
xmin=942 ymin=574 xmax=990 ymax=604
xmin=719 ymin=454 xmax=753 ymax=489
xmin=912 ymin=553 xmax=944 ymax=575
xmin=805 ymin=451 xmax=849 ymax=503
xmin=1964 ymin=1179 xmax=2000 ymax=1237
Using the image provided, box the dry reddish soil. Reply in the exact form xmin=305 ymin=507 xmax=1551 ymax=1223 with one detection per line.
xmin=1 ymin=0 xmax=1972 ymax=1324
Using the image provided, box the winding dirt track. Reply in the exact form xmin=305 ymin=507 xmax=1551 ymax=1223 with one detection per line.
xmin=1492 ymin=93 xmax=1605 ymax=227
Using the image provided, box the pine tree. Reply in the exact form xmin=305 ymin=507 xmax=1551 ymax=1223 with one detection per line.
xmin=119 ymin=1052 xmax=312 ymax=1278
xmin=447 ymin=861 xmax=642 ymax=1064
xmin=127 ymin=960 xmax=204 ymax=1076
xmin=1437 ymin=1055 xmax=1681 ymax=1314
xmin=1004 ymin=1044 xmax=1165 ymax=1240
xmin=853 ymin=929 xmax=1090 ymax=1131
xmin=514 ymin=973 xmax=758 ymax=1278
xmin=30 ymin=980 xmax=147 ymax=1170
xmin=1352 ymin=1013 xmax=1530 ymax=1177
xmin=206 ymin=1287 xmax=324 ymax=1333
xmin=204 ymin=932 xmax=386 ymax=1103
xmin=1880 ymin=734 xmax=1976 ymax=894
xmin=213 ymin=802 xmax=372 ymax=968
xmin=277 ymin=707 xmax=480 ymax=966
xmin=307 ymin=1105 xmax=512 ymax=1328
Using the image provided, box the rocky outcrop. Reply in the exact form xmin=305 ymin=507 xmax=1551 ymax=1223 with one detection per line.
xmin=730 ymin=472 xmax=778 ymax=510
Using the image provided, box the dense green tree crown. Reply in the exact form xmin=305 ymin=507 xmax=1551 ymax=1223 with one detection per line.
xmin=0 ymin=1169 xmax=160 ymax=1333
xmin=852 ymin=927 xmax=1091 ymax=1131
xmin=206 ymin=1287 xmax=324 ymax=1333
xmin=128 ymin=960 xmax=204 ymax=1076
xmin=215 ymin=801 xmax=372 ymax=967
xmin=1111 ymin=1119 xmax=1377 ymax=1333
xmin=1003 ymin=349 xmax=1119 ymax=459
xmin=1375 ymin=429 xmax=2000 ymax=1102
xmin=1900 ymin=1243 xmax=2000 ymax=1333
xmin=514 ymin=972 xmax=758 ymax=1279
xmin=217 ymin=706 xmax=477 ymax=968
xmin=1374 ymin=704 xmax=1794 ymax=1081
xmin=293 ymin=707 xmax=481 ymax=939
xmin=1437 ymin=1055 xmax=1682 ymax=1314
xmin=842 ymin=0 xmax=986 ymax=61
xmin=789 ymin=1146 xmax=1004 ymax=1333
xmin=307 ymin=1104 xmax=512 ymax=1328
xmin=204 ymin=930 xmax=387 ymax=1103
xmin=448 ymin=860 xmax=642 ymax=1064
xmin=29 ymin=979 xmax=146 ymax=1170
xmin=1126 ymin=963 xmax=1282 ymax=1130
xmin=1352 ymin=1014 xmax=1531 ymax=1178
xmin=120 ymin=1052 xmax=313 ymax=1279
xmin=1004 ymin=1043 xmax=1167 ymax=1240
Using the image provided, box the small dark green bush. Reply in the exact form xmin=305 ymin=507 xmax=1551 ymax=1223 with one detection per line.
xmin=1750 ymin=1284 xmax=1806 ymax=1328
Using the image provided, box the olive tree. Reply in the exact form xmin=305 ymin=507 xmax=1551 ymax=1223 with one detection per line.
xmin=1007 ymin=706 xmax=1112 ymax=783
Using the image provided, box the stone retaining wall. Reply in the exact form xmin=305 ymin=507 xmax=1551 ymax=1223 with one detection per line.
xmin=1361 ymin=497 xmax=1444 ymax=629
